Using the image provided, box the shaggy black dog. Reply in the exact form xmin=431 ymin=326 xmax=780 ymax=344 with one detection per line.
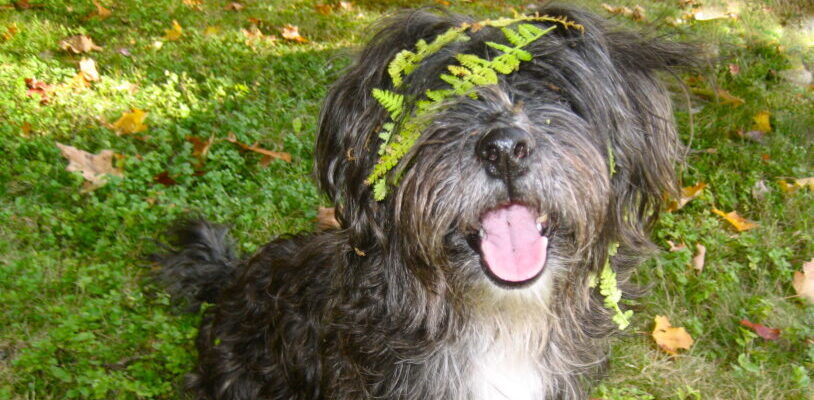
xmin=158 ymin=6 xmax=696 ymax=399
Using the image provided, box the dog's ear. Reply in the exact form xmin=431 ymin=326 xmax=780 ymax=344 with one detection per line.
xmin=603 ymin=31 xmax=699 ymax=247
xmin=315 ymin=10 xmax=466 ymax=238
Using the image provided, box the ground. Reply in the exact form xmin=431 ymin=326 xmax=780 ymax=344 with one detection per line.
xmin=0 ymin=0 xmax=812 ymax=399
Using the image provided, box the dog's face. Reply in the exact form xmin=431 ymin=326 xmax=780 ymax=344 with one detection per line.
xmin=316 ymin=8 xmax=691 ymax=296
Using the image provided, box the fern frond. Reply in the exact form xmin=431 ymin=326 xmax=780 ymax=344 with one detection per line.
xmin=371 ymin=89 xmax=404 ymax=120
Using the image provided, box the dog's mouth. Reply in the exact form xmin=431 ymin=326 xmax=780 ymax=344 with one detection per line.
xmin=467 ymin=203 xmax=552 ymax=287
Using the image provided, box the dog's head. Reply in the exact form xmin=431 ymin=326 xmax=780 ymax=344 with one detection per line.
xmin=316 ymin=7 xmax=694 ymax=292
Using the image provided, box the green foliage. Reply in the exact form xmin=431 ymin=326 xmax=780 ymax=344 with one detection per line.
xmin=598 ymin=242 xmax=634 ymax=330
xmin=367 ymin=20 xmax=574 ymax=200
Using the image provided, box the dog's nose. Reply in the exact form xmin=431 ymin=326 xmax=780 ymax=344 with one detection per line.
xmin=476 ymin=127 xmax=532 ymax=180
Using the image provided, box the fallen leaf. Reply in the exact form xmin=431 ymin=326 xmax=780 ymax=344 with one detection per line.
xmin=87 ymin=0 xmax=111 ymax=20
xmin=666 ymin=240 xmax=687 ymax=252
xmin=317 ymin=207 xmax=340 ymax=230
xmin=435 ymin=0 xmax=450 ymax=6
xmin=728 ymin=63 xmax=740 ymax=75
xmin=691 ymin=7 xmax=735 ymax=20
xmin=652 ymin=315 xmax=694 ymax=355
xmin=182 ymin=0 xmax=203 ymax=9
xmin=112 ymin=109 xmax=148 ymax=135
xmin=666 ymin=182 xmax=706 ymax=212
xmin=712 ymin=208 xmax=757 ymax=232
xmin=242 ymin=26 xmax=277 ymax=46
xmin=793 ymin=259 xmax=814 ymax=303
xmin=24 ymin=77 xmax=53 ymax=104
xmin=314 ymin=3 xmax=332 ymax=15
xmin=59 ymin=34 xmax=103 ymax=53
xmin=186 ymin=135 xmax=214 ymax=163
xmin=226 ymin=132 xmax=291 ymax=163
xmin=691 ymin=87 xmax=744 ymax=106
xmin=56 ymin=142 xmax=123 ymax=191
xmin=281 ymin=24 xmax=308 ymax=43
xmin=79 ymin=57 xmax=100 ymax=82
xmin=164 ymin=20 xmax=183 ymax=41
xmin=752 ymin=111 xmax=772 ymax=133
xmin=154 ymin=171 xmax=177 ymax=186
xmin=2 ymin=23 xmax=19 ymax=41
xmin=739 ymin=319 xmax=780 ymax=341
xmin=204 ymin=26 xmax=220 ymax=35
xmin=692 ymin=243 xmax=706 ymax=272
xmin=778 ymin=179 xmax=797 ymax=194
xmin=20 ymin=122 xmax=32 ymax=137
xmin=225 ymin=2 xmax=244 ymax=11
xmin=338 ymin=1 xmax=353 ymax=11
xmin=794 ymin=177 xmax=814 ymax=189
xmin=601 ymin=3 xmax=645 ymax=21
xmin=117 ymin=47 xmax=131 ymax=56
xmin=751 ymin=179 xmax=769 ymax=200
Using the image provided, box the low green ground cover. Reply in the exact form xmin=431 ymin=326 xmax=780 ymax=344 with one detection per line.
xmin=0 ymin=0 xmax=811 ymax=398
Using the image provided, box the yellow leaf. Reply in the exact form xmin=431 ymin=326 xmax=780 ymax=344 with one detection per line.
xmin=752 ymin=111 xmax=771 ymax=133
xmin=793 ymin=259 xmax=814 ymax=303
xmin=778 ymin=179 xmax=797 ymax=193
xmin=2 ymin=23 xmax=18 ymax=41
xmin=281 ymin=24 xmax=308 ymax=43
xmin=795 ymin=177 xmax=814 ymax=189
xmin=712 ymin=208 xmax=757 ymax=232
xmin=56 ymin=142 xmax=123 ymax=192
xmin=164 ymin=20 xmax=183 ymax=41
xmin=204 ymin=26 xmax=220 ymax=36
xmin=112 ymin=109 xmax=148 ymax=135
xmin=666 ymin=182 xmax=707 ymax=212
xmin=652 ymin=315 xmax=694 ymax=355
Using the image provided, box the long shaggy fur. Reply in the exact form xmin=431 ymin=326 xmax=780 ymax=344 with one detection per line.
xmin=157 ymin=6 xmax=696 ymax=399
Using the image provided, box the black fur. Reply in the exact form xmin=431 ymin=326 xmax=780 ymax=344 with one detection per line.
xmin=157 ymin=6 xmax=697 ymax=399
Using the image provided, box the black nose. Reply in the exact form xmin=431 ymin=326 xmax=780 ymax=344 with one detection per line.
xmin=476 ymin=127 xmax=533 ymax=180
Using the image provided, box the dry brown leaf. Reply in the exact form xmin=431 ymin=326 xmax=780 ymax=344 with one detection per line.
xmin=154 ymin=171 xmax=177 ymax=186
xmin=281 ymin=24 xmax=308 ymax=43
xmin=112 ymin=109 xmax=148 ymax=135
xmin=183 ymin=0 xmax=203 ymax=9
xmin=739 ymin=319 xmax=780 ymax=341
xmin=226 ymin=132 xmax=291 ymax=163
xmin=712 ymin=208 xmax=757 ymax=232
xmin=164 ymin=20 xmax=183 ymax=41
xmin=56 ymin=142 xmax=123 ymax=191
xmin=87 ymin=0 xmax=111 ymax=20
xmin=314 ymin=3 xmax=332 ymax=15
xmin=691 ymin=6 xmax=736 ymax=21
xmin=60 ymin=34 xmax=103 ymax=54
xmin=2 ymin=23 xmax=18 ymax=41
xmin=652 ymin=315 xmax=694 ymax=355
xmin=186 ymin=135 xmax=214 ymax=163
xmin=692 ymin=243 xmax=706 ymax=272
xmin=25 ymin=77 xmax=53 ymax=104
xmin=317 ymin=207 xmax=341 ymax=230
xmin=691 ymin=87 xmax=744 ymax=106
xmin=242 ymin=26 xmax=277 ymax=46
xmin=79 ymin=57 xmax=100 ymax=82
xmin=601 ymin=3 xmax=645 ymax=21
xmin=20 ymin=122 xmax=32 ymax=137
xmin=793 ymin=259 xmax=814 ymax=303
xmin=338 ymin=1 xmax=353 ymax=11
xmin=666 ymin=240 xmax=687 ymax=252
xmin=666 ymin=182 xmax=706 ymax=212
xmin=225 ymin=2 xmax=244 ymax=11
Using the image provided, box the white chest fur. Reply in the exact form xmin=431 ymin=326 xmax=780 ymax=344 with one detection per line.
xmin=468 ymin=338 xmax=544 ymax=399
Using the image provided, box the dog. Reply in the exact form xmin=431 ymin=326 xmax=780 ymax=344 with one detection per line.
xmin=157 ymin=6 xmax=696 ymax=399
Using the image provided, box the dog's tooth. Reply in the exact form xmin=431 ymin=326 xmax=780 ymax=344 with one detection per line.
xmin=536 ymin=222 xmax=543 ymax=233
xmin=537 ymin=214 xmax=548 ymax=225
xmin=478 ymin=228 xmax=485 ymax=239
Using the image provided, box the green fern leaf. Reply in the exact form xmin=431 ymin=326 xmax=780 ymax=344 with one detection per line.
xmin=372 ymin=89 xmax=404 ymax=120
xmin=372 ymin=178 xmax=387 ymax=201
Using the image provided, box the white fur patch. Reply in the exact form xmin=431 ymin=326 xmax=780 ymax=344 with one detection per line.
xmin=469 ymin=345 xmax=543 ymax=399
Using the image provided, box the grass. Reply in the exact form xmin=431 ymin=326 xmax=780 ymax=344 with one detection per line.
xmin=0 ymin=0 xmax=812 ymax=398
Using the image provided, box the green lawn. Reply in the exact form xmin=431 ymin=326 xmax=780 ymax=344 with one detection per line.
xmin=1 ymin=0 xmax=812 ymax=398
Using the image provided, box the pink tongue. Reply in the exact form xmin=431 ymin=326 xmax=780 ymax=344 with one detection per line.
xmin=480 ymin=204 xmax=547 ymax=282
